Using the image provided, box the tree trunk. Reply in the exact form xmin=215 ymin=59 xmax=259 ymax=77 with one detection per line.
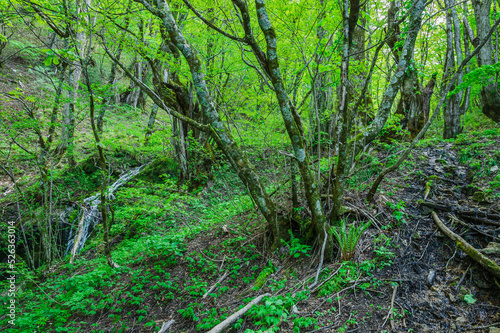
xmin=58 ymin=0 xmax=93 ymax=164
xmin=145 ymin=103 xmax=159 ymax=144
xmin=349 ymin=0 xmax=426 ymax=156
xmin=141 ymin=0 xmax=285 ymax=245
xmin=443 ymin=0 xmax=466 ymax=139
xmin=472 ymin=0 xmax=500 ymax=122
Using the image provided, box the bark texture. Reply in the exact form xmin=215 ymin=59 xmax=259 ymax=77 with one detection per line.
xmin=472 ymin=0 xmax=500 ymax=122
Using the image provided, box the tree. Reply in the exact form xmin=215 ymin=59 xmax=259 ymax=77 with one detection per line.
xmin=472 ymin=0 xmax=500 ymax=122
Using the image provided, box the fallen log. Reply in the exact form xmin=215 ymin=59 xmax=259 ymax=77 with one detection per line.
xmin=431 ymin=211 xmax=500 ymax=279
xmin=206 ymin=293 xmax=270 ymax=333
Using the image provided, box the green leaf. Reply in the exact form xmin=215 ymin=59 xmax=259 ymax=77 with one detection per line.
xmin=44 ymin=56 xmax=53 ymax=67
xmin=463 ymin=294 xmax=476 ymax=304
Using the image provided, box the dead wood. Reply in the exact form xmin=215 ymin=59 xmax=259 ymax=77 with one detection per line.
xmin=420 ymin=201 xmax=500 ymax=226
xmin=431 ymin=211 xmax=500 ymax=280
xmin=419 ymin=201 xmax=452 ymax=211
xmin=206 ymin=293 xmax=270 ymax=333
xmin=157 ymin=319 xmax=175 ymax=333
xmin=448 ymin=214 xmax=500 ymax=241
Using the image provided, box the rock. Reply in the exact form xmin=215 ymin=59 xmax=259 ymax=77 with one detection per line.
xmin=481 ymin=242 xmax=500 ymax=255
xmin=489 ymin=328 xmax=500 ymax=333
xmin=491 ymin=165 xmax=499 ymax=173
xmin=456 ymin=316 xmax=468 ymax=326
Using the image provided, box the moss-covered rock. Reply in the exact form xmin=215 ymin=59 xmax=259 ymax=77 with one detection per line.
xmin=137 ymin=157 xmax=178 ymax=183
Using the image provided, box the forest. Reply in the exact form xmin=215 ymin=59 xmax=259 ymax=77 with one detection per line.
xmin=0 ymin=0 xmax=500 ymax=331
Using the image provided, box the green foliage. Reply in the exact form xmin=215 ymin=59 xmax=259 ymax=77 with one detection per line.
xmin=280 ymin=230 xmax=311 ymax=258
xmin=386 ymin=200 xmax=407 ymax=227
xmin=378 ymin=113 xmax=409 ymax=141
xmin=463 ymin=294 xmax=476 ymax=305
xmin=449 ymin=62 xmax=500 ymax=97
xmin=329 ymin=220 xmax=370 ymax=261
xmin=373 ymin=234 xmax=396 ymax=268
xmin=317 ymin=260 xmax=377 ymax=297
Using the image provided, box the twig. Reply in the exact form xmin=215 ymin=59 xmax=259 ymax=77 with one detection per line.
xmin=381 ymin=284 xmax=398 ymax=330
xmin=310 ymin=263 xmax=346 ymax=294
xmin=207 ymin=294 xmax=270 ymax=333
xmin=203 ymin=272 xmax=228 ymax=298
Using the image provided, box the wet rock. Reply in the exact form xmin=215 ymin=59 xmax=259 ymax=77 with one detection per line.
xmin=481 ymin=242 xmax=500 ymax=255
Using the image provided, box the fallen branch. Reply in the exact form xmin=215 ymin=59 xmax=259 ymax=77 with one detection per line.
xmin=157 ymin=319 xmax=175 ymax=333
xmin=206 ymin=293 xmax=270 ymax=333
xmin=419 ymin=202 xmax=500 ymax=227
xmin=203 ymin=271 xmax=228 ymax=298
xmin=419 ymin=201 xmax=451 ymax=212
xmin=431 ymin=211 xmax=500 ymax=279
xmin=381 ymin=284 xmax=397 ymax=330
xmin=310 ymin=263 xmax=346 ymax=294
xmin=448 ymin=214 xmax=500 ymax=241
xmin=457 ymin=213 xmax=500 ymax=227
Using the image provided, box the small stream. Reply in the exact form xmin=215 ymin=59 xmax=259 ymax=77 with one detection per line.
xmin=64 ymin=164 xmax=148 ymax=255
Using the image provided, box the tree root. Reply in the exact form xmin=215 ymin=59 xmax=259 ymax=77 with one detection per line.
xmin=431 ymin=211 xmax=500 ymax=279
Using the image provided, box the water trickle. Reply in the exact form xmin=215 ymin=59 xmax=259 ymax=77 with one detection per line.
xmin=65 ymin=164 xmax=149 ymax=255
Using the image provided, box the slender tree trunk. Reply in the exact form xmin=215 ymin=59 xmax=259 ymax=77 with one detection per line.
xmin=97 ymin=48 xmax=124 ymax=132
xmin=472 ymin=0 xmax=500 ymax=122
xmin=145 ymin=103 xmax=159 ymax=144
xmin=58 ymin=0 xmax=93 ymax=164
xmin=443 ymin=0 xmax=465 ymax=139
xmin=330 ymin=0 xmax=352 ymax=224
xmin=83 ymin=59 xmax=118 ymax=268
xmin=140 ymin=0 xmax=284 ymax=245
xmin=349 ymin=0 xmax=426 ymax=157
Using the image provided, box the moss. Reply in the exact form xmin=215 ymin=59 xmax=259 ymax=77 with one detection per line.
xmin=252 ymin=267 xmax=274 ymax=290
xmin=472 ymin=191 xmax=486 ymax=202
xmin=137 ymin=157 xmax=178 ymax=183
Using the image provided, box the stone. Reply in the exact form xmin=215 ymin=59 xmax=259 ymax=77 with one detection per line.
xmin=489 ymin=328 xmax=500 ymax=333
xmin=456 ymin=317 xmax=467 ymax=326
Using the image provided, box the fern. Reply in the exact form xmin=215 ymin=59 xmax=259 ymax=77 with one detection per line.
xmin=330 ymin=220 xmax=371 ymax=261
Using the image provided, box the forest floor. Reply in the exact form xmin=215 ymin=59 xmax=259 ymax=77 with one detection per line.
xmin=2 ymin=131 xmax=500 ymax=333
